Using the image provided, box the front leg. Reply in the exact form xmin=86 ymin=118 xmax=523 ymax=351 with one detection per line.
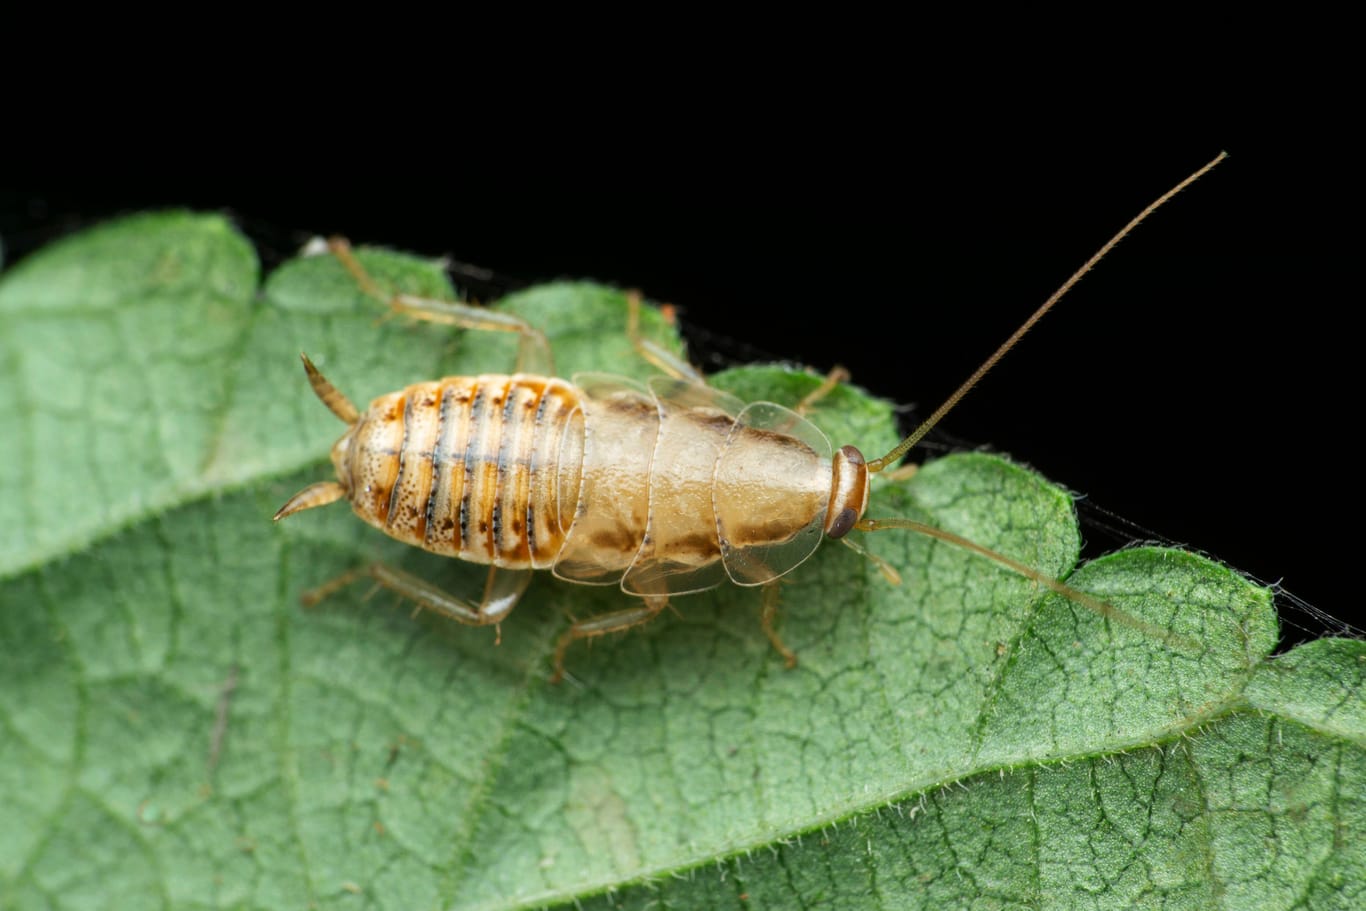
xmin=760 ymin=581 xmax=798 ymax=669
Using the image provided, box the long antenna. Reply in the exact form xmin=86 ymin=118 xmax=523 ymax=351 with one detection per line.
xmin=867 ymin=151 xmax=1228 ymax=473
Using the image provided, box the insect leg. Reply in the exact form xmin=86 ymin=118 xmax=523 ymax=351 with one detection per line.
xmin=838 ymin=536 xmax=902 ymax=585
xmin=301 ymin=562 xmax=531 ymax=627
xmin=880 ymin=463 xmax=920 ymax=482
xmin=760 ymin=581 xmax=798 ymax=669
xmin=626 ymin=290 xmax=705 ymax=383
xmin=550 ymin=595 xmax=669 ymax=683
xmin=793 ymin=366 xmax=851 ymax=416
xmin=789 ymin=366 xmax=928 ymax=475
xmin=479 ymin=565 xmax=535 ymax=625
xmin=326 ymin=238 xmax=554 ymax=374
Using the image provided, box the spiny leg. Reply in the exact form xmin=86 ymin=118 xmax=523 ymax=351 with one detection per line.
xmin=302 ymin=562 xmax=531 ymax=628
xmin=626 ymin=290 xmax=706 ymax=383
xmin=327 ymin=237 xmax=554 ymax=375
xmin=551 ymin=594 xmax=669 ymax=684
xmin=760 ymin=581 xmax=798 ymax=669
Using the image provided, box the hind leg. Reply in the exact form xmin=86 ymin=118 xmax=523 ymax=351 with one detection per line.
xmin=625 ymin=290 xmax=706 ymax=383
xmin=303 ymin=563 xmax=531 ymax=628
xmin=327 ymin=238 xmax=554 ymax=375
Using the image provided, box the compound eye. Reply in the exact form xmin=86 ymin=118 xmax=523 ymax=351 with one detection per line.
xmin=826 ymin=506 xmax=858 ymax=539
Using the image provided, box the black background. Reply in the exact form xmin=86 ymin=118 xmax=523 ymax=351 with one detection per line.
xmin=3 ymin=143 xmax=1356 ymax=644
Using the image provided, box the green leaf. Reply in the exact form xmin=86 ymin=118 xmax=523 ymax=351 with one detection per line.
xmin=1 ymin=214 xmax=1360 ymax=910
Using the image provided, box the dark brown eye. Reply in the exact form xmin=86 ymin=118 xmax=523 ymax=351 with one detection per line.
xmin=827 ymin=507 xmax=858 ymax=539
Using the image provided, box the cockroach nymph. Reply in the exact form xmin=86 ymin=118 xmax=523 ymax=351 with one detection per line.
xmin=276 ymin=154 xmax=1224 ymax=681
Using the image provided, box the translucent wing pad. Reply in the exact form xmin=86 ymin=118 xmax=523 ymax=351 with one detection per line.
xmin=553 ymin=374 xmax=660 ymax=585
xmin=621 ymin=378 xmax=744 ymax=597
xmin=714 ymin=401 xmax=832 ymax=586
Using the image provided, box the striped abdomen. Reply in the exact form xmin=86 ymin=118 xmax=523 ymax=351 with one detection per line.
xmin=335 ymin=375 xmax=584 ymax=569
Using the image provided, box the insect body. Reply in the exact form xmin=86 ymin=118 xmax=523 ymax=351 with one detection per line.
xmin=287 ymin=368 xmax=859 ymax=582
xmin=277 ymin=350 xmax=869 ymax=677
xmin=276 ymin=154 xmax=1225 ymax=679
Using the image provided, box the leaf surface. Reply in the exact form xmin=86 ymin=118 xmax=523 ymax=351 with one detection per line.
xmin=1 ymin=214 xmax=1360 ymax=910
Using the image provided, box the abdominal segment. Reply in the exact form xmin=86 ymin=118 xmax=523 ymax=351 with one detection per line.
xmin=344 ymin=375 xmax=582 ymax=569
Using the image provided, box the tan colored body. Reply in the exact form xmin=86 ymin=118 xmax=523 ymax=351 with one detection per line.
xmin=277 ymin=156 xmax=1223 ymax=678
xmin=331 ymin=372 xmax=853 ymax=597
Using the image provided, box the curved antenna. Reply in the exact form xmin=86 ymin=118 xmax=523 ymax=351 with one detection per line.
xmin=273 ymin=481 xmax=347 ymax=521
xmin=867 ymin=151 xmax=1228 ymax=473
